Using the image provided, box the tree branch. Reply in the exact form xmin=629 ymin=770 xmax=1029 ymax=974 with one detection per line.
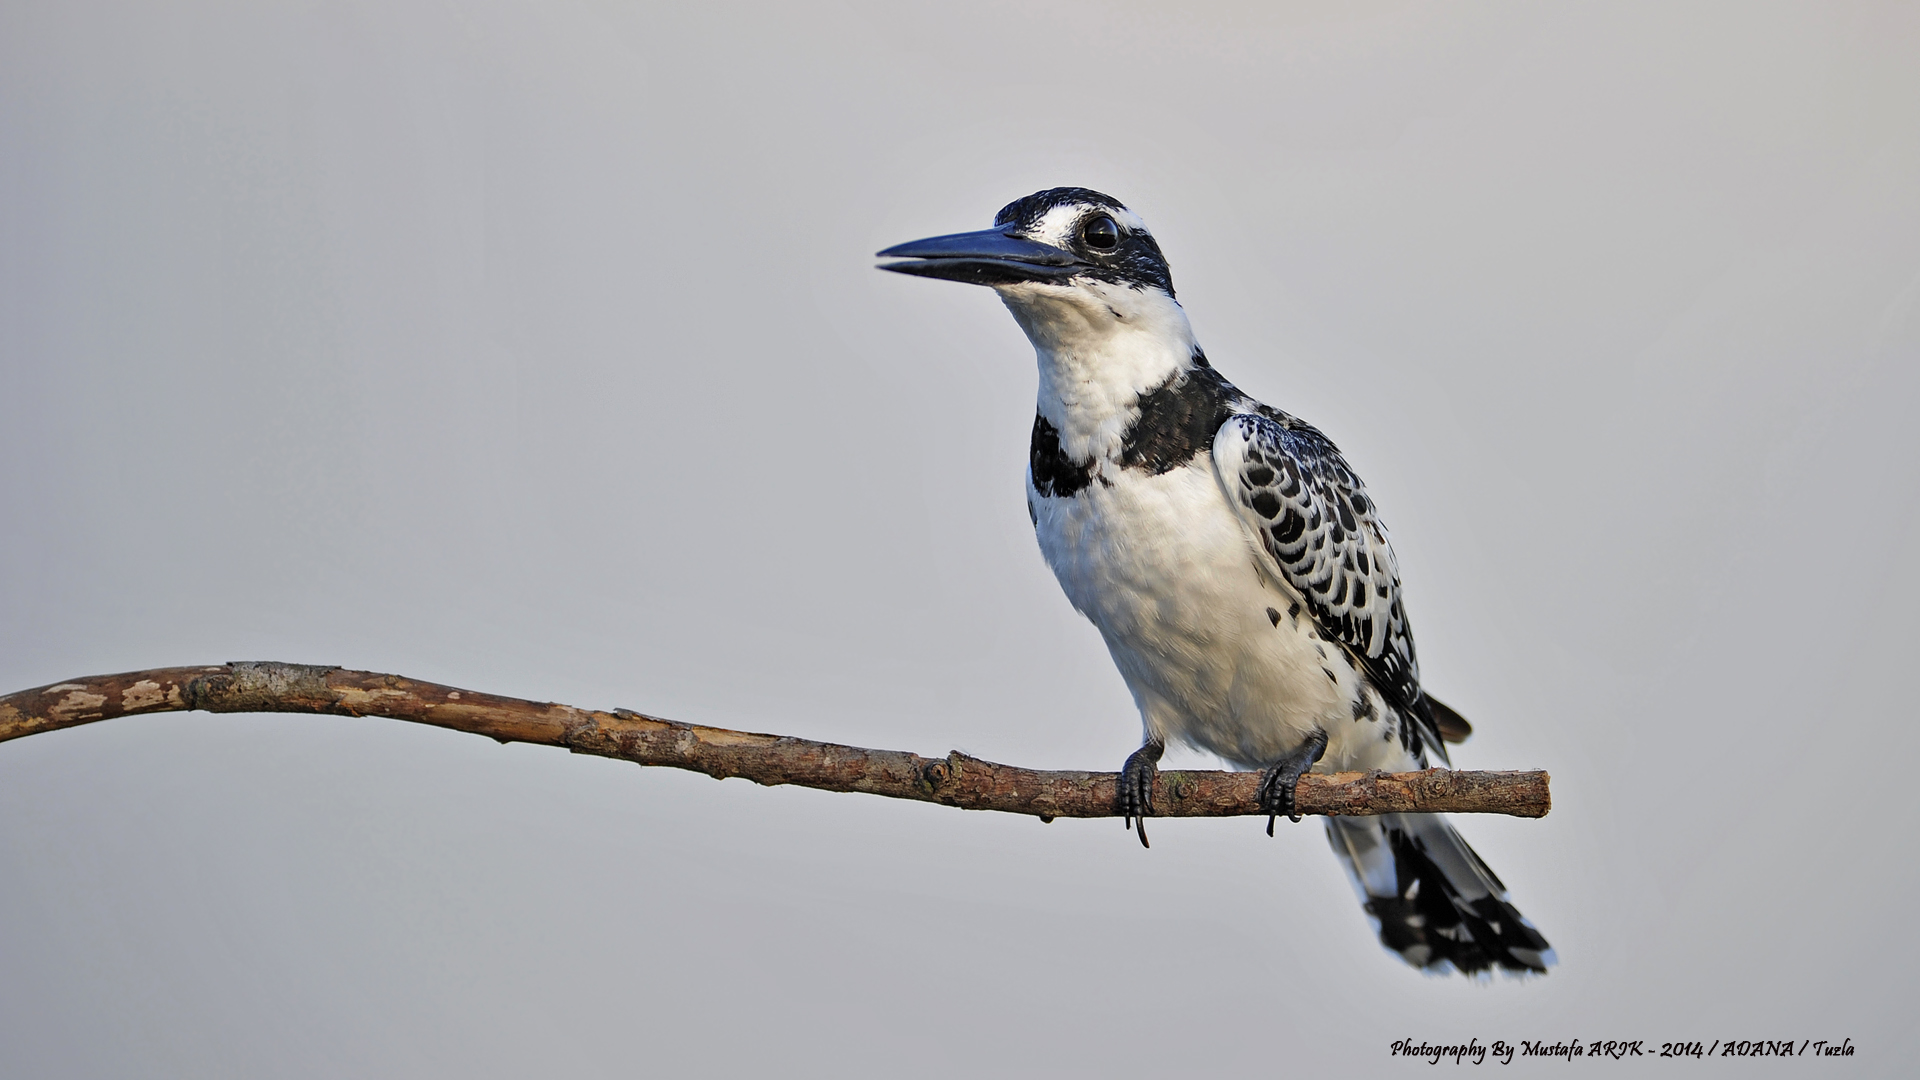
xmin=0 ymin=662 xmax=1548 ymax=819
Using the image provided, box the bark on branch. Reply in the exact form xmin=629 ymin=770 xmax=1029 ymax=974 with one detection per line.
xmin=0 ymin=662 xmax=1549 ymax=819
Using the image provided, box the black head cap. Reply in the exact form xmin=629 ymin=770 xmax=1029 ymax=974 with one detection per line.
xmin=993 ymin=187 xmax=1176 ymax=297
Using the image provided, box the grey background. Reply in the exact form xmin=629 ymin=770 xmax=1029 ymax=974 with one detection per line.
xmin=3 ymin=1 xmax=1915 ymax=1075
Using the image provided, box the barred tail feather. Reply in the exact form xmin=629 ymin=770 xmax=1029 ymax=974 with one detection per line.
xmin=1325 ymin=813 xmax=1554 ymax=976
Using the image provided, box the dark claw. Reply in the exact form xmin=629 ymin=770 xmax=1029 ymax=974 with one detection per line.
xmin=1257 ymin=730 xmax=1329 ymax=834
xmin=1118 ymin=741 xmax=1164 ymax=849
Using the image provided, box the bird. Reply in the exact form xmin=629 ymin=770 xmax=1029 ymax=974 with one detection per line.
xmin=876 ymin=187 xmax=1554 ymax=976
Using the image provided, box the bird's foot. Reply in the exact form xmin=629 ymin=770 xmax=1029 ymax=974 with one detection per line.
xmin=1258 ymin=730 xmax=1329 ymax=835
xmin=1118 ymin=741 xmax=1164 ymax=849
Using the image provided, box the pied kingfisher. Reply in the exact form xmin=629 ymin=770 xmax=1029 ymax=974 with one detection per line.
xmin=877 ymin=188 xmax=1553 ymax=975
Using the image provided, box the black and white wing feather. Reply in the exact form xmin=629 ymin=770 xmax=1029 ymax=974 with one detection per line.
xmin=1212 ymin=412 xmax=1443 ymax=762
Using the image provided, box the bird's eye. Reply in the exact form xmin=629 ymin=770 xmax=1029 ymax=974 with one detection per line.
xmin=1082 ymin=215 xmax=1120 ymax=252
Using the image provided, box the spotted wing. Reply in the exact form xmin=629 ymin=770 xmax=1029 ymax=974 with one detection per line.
xmin=1212 ymin=413 xmax=1437 ymax=756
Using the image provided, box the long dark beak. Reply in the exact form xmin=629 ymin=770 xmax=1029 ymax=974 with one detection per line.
xmin=876 ymin=227 xmax=1084 ymax=286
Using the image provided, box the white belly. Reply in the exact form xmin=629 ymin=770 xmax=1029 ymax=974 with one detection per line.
xmin=1030 ymin=462 xmax=1413 ymax=772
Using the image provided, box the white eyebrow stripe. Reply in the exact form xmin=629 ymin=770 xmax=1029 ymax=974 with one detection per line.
xmin=1023 ymin=202 xmax=1152 ymax=246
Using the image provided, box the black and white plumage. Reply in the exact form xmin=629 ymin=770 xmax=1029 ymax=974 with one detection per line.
xmin=879 ymin=187 xmax=1552 ymax=976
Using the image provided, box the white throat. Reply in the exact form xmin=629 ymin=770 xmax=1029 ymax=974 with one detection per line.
xmin=996 ymin=280 xmax=1199 ymax=463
